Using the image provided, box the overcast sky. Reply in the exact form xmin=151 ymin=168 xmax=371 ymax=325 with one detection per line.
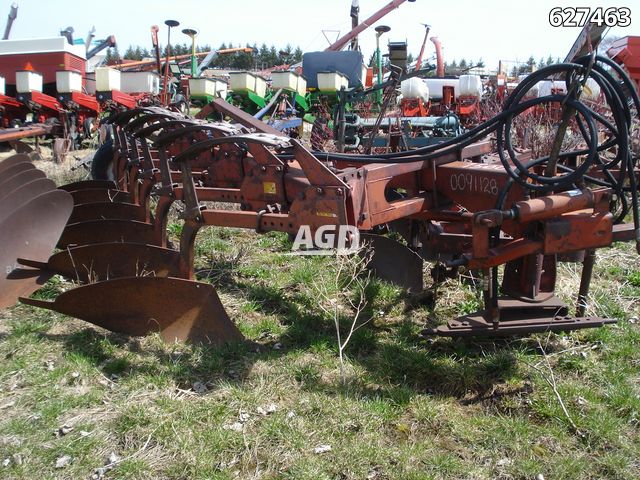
xmin=5 ymin=0 xmax=636 ymax=68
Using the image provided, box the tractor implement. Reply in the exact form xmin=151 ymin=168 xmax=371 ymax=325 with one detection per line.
xmin=7 ymin=53 xmax=639 ymax=345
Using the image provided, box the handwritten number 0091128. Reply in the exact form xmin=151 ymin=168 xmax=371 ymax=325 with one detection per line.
xmin=449 ymin=174 xmax=499 ymax=196
xmin=549 ymin=7 xmax=631 ymax=27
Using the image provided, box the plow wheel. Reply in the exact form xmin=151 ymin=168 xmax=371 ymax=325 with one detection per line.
xmin=0 ymin=189 xmax=73 ymax=309
xmin=20 ymin=276 xmax=243 ymax=345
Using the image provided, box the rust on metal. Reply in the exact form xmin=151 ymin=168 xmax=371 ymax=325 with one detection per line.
xmin=0 ymin=189 xmax=73 ymax=309
xmin=20 ymin=277 xmax=243 ymax=345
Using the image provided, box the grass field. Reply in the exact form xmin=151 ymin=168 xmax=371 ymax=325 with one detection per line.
xmin=0 ymin=159 xmax=639 ymax=479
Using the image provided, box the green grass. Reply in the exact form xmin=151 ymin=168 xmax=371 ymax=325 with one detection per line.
xmin=0 ymin=229 xmax=638 ymax=479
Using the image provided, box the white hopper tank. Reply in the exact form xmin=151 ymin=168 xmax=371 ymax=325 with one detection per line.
xmin=400 ymin=77 xmax=429 ymax=103
xmin=536 ymin=80 xmax=567 ymax=97
xmin=459 ymin=74 xmax=482 ymax=98
xmin=424 ymin=78 xmax=459 ymax=100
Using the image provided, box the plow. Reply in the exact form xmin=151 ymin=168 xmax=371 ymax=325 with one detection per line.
xmin=1 ymin=53 xmax=639 ymax=345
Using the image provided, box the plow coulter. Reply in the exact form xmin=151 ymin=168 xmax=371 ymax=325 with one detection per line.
xmin=0 ymin=54 xmax=638 ymax=346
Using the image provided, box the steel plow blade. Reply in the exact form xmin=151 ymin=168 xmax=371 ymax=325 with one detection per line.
xmin=0 ymin=169 xmax=49 ymax=202
xmin=0 ymin=178 xmax=56 ymax=224
xmin=67 ymin=202 xmax=148 ymax=223
xmin=0 ymin=164 xmax=40 ymax=194
xmin=0 ymin=162 xmax=35 ymax=181
xmin=2 ymin=268 xmax=55 ymax=310
xmin=58 ymin=219 xmax=160 ymax=248
xmin=0 ymin=189 xmax=74 ymax=309
xmin=19 ymin=242 xmax=181 ymax=283
xmin=69 ymin=188 xmax=131 ymax=205
xmin=360 ymin=233 xmax=424 ymax=293
xmin=19 ymin=276 xmax=244 ymax=345
xmin=59 ymin=179 xmax=118 ymax=192
xmin=0 ymin=154 xmax=31 ymax=176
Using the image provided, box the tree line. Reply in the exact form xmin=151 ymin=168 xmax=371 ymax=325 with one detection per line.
xmin=105 ymin=42 xmax=304 ymax=70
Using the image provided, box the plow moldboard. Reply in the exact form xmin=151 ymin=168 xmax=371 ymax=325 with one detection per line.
xmin=360 ymin=233 xmax=424 ymax=292
xmin=36 ymin=242 xmax=181 ymax=282
xmin=0 ymin=189 xmax=73 ymax=309
xmin=58 ymin=219 xmax=159 ymax=248
xmin=59 ymin=179 xmax=118 ymax=192
xmin=70 ymin=188 xmax=131 ymax=205
xmin=0 ymin=170 xmax=47 ymax=202
xmin=0 ymin=162 xmax=36 ymax=184
xmin=0 ymin=178 xmax=56 ymax=224
xmin=20 ymin=276 xmax=243 ymax=345
xmin=67 ymin=202 xmax=148 ymax=223
xmin=0 ymin=154 xmax=31 ymax=176
xmin=0 ymin=163 xmax=39 ymax=192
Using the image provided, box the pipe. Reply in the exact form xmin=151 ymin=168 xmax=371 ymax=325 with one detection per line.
xmin=0 ymin=124 xmax=51 ymax=143
xmin=414 ymin=24 xmax=430 ymax=72
xmin=349 ymin=0 xmax=360 ymax=51
xmin=151 ymin=25 xmax=161 ymax=75
xmin=85 ymin=26 xmax=96 ymax=53
xmin=114 ymin=48 xmax=253 ymax=71
xmin=2 ymin=3 xmax=17 ymax=41
xmin=162 ymin=20 xmax=179 ymax=106
xmin=254 ymin=89 xmax=283 ymax=119
xmin=430 ymin=36 xmax=444 ymax=77
xmin=326 ymin=0 xmax=415 ymax=52
xmin=86 ymin=35 xmax=116 ymax=60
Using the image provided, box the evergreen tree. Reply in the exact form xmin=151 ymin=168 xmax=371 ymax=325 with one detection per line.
xmin=123 ymin=45 xmax=135 ymax=60
xmin=293 ymin=46 xmax=303 ymax=63
xmin=268 ymin=46 xmax=278 ymax=66
xmin=112 ymin=45 xmax=121 ymax=64
xmin=525 ymin=55 xmax=536 ymax=71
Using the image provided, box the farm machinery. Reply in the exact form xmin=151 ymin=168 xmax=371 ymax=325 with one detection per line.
xmin=0 ymin=50 xmax=638 ymax=344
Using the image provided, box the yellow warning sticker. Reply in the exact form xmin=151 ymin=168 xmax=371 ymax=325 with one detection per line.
xmin=316 ymin=211 xmax=338 ymax=218
xmin=263 ymin=182 xmax=276 ymax=194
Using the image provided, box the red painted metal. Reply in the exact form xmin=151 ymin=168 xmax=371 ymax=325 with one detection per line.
xmin=15 ymin=90 xmax=63 ymax=113
xmin=607 ymin=36 xmax=640 ymax=91
xmin=95 ymin=89 xmax=137 ymax=109
xmin=430 ymin=37 xmax=444 ymax=77
xmin=0 ymin=52 xmax=85 ymax=87
xmin=0 ymin=123 xmax=50 ymax=142
xmin=58 ymin=91 xmax=100 ymax=114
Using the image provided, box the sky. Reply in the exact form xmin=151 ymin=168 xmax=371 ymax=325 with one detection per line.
xmin=4 ymin=0 xmax=637 ymax=69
